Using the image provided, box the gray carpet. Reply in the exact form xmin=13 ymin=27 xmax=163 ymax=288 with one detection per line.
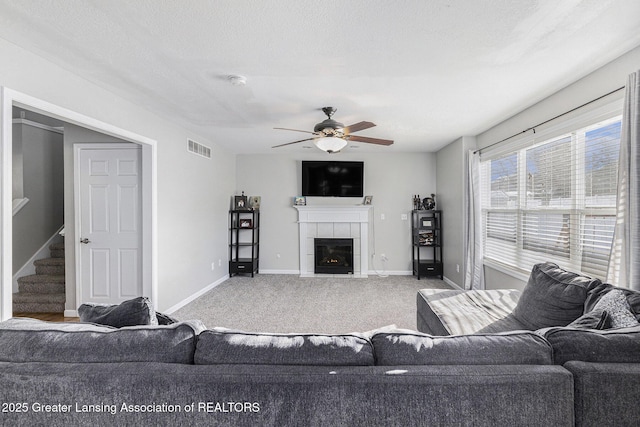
xmin=171 ymin=274 xmax=451 ymax=334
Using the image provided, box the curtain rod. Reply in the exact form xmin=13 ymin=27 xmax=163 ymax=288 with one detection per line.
xmin=474 ymin=85 xmax=625 ymax=155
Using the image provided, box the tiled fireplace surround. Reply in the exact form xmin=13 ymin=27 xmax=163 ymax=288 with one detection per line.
xmin=294 ymin=205 xmax=372 ymax=278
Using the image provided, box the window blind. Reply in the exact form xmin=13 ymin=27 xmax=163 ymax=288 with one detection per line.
xmin=480 ymin=116 xmax=621 ymax=279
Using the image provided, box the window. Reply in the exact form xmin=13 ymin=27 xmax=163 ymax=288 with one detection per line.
xmin=480 ymin=116 xmax=621 ymax=279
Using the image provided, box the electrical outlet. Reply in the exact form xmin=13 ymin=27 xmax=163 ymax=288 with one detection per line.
xmin=211 ymin=262 xmax=215 ymax=271
xmin=380 ymin=213 xmax=386 ymax=220
xmin=401 ymin=214 xmax=408 ymax=220
xmin=456 ymin=264 xmax=460 ymax=273
xmin=218 ymin=259 xmax=222 ymax=266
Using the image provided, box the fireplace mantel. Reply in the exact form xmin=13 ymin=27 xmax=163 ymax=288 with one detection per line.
xmin=294 ymin=205 xmax=372 ymax=277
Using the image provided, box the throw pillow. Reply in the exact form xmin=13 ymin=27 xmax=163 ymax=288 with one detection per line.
xmin=591 ymin=290 xmax=640 ymax=329
xmin=512 ymin=262 xmax=602 ymax=330
xmin=78 ymin=296 xmax=158 ymax=327
xmin=567 ymin=309 xmax=611 ymax=330
xmin=156 ymin=311 xmax=178 ymax=325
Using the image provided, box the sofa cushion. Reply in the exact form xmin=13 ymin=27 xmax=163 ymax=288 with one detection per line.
xmin=195 ymin=327 xmax=375 ymax=366
xmin=567 ymin=309 xmax=611 ymax=330
xmin=371 ymin=330 xmax=553 ymax=365
xmin=591 ymin=289 xmax=640 ymax=328
xmin=0 ymin=317 xmax=205 ymax=364
xmin=78 ymin=296 xmax=158 ymax=327
xmin=538 ymin=325 xmax=640 ymax=365
xmin=512 ymin=262 xmax=601 ymax=330
xmin=417 ymin=289 xmax=524 ymax=335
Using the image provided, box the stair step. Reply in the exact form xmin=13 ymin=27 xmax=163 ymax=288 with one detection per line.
xmin=17 ymin=275 xmax=65 ymax=294
xmin=49 ymin=242 xmax=65 ymax=259
xmin=34 ymin=258 xmax=65 ymax=276
xmin=13 ymin=292 xmax=65 ymax=303
xmin=13 ymin=301 xmax=65 ymax=313
xmin=13 ymin=292 xmax=65 ymax=312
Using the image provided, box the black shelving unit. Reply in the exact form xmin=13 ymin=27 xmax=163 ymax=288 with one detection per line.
xmin=229 ymin=209 xmax=260 ymax=277
xmin=411 ymin=210 xmax=443 ymax=279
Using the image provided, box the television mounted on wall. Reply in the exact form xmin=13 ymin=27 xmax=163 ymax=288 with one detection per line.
xmin=301 ymin=161 xmax=364 ymax=197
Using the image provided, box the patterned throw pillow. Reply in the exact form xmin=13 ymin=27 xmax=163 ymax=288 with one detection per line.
xmin=592 ymin=290 xmax=640 ymax=329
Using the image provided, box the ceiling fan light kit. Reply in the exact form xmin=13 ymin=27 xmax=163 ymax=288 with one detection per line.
xmin=272 ymin=106 xmax=394 ymax=153
xmin=313 ymin=136 xmax=348 ymax=154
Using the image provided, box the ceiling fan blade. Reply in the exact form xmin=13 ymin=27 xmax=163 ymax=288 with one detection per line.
xmin=274 ymin=127 xmax=317 ymax=135
xmin=347 ymin=135 xmax=394 ymax=146
xmin=272 ymin=137 xmax=316 ymax=148
xmin=344 ymin=121 xmax=376 ymax=134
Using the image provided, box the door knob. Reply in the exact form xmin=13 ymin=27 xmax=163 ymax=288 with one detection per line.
xmin=80 ymin=238 xmax=91 ymax=244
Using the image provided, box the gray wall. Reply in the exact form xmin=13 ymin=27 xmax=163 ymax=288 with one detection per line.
xmin=12 ymin=122 xmax=64 ymax=273
xmin=435 ymin=136 xmax=475 ymax=288
xmin=0 ymin=37 xmax=236 ymax=312
xmin=235 ymin=152 xmax=436 ymax=274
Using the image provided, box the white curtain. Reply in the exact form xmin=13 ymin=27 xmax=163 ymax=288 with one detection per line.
xmin=607 ymin=70 xmax=640 ymax=290
xmin=465 ymin=150 xmax=485 ymax=290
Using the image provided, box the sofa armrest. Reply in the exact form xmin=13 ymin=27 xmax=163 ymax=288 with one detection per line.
xmin=564 ymin=361 xmax=640 ymax=427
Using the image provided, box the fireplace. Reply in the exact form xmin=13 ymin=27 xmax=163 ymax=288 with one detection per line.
xmin=314 ymin=238 xmax=354 ymax=274
xmin=294 ymin=205 xmax=371 ymax=277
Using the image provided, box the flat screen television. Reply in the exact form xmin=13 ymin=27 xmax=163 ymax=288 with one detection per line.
xmin=301 ymin=161 xmax=364 ymax=197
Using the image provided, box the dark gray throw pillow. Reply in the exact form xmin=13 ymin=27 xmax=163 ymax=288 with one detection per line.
xmin=156 ymin=311 xmax=178 ymax=325
xmin=78 ymin=296 xmax=158 ymax=327
xmin=567 ymin=310 xmax=611 ymax=330
xmin=512 ymin=262 xmax=602 ymax=330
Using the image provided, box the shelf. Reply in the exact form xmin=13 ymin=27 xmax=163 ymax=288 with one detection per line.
xmin=229 ymin=209 xmax=260 ymax=277
xmin=411 ymin=209 xmax=442 ymax=280
xmin=230 ymin=258 xmax=258 ymax=263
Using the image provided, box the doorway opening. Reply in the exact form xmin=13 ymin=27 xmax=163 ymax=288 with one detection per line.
xmin=1 ymin=87 xmax=157 ymax=321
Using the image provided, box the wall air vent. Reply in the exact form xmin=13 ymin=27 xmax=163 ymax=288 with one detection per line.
xmin=187 ymin=139 xmax=212 ymax=159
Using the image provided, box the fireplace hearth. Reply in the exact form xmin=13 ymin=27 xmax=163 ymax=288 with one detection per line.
xmin=314 ymin=238 xmax=354 ymax=274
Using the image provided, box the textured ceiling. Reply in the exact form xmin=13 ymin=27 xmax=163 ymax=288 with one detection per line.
xmin=1 ymin=0 xmax=640 ymax=153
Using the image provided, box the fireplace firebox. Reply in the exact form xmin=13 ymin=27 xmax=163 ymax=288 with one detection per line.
xmin=314 ymin=238 xmax=354 ymax=274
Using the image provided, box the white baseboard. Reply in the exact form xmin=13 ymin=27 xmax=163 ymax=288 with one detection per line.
xmin=258 ymin=269 xmax=300 ymax=275
xmin=443 ymin=276 xmax=463 ymax=290
xmin=163 ymin=274 xmax=229 ymax=314
xmin=260 ymin=269 xmax=415 ymax=277
xmin=64 ymin=309 xmax=78 ymax=318
xmin=368 ymin=270 xmax=412 ymax=276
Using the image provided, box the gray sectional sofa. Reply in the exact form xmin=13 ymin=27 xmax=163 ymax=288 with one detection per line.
xmin=0 ymin=320 xmax=571 ymax=426
xmin=418 ymin=262 xmax=640 ymax=427
xmin=0 ymin=262 xmax=638 ymax=426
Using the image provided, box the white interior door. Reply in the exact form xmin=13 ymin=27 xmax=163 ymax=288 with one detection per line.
xmin=78 ymin=144 xmax=142 ymax=304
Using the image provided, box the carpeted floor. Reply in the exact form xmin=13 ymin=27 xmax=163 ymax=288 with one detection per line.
xmin=171 ymin=274 xmax=451 ymax=333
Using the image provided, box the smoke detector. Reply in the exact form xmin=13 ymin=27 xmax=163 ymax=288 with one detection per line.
xmin=227 ymin=75 xmax=247 ymax=86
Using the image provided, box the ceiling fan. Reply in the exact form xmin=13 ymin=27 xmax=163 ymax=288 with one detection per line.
xmin=272 ymin=107 xmax=394 ymax=153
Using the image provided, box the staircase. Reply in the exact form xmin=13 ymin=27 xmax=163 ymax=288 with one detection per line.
xmin=13 ymin=242 xmax=66 ymax=314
